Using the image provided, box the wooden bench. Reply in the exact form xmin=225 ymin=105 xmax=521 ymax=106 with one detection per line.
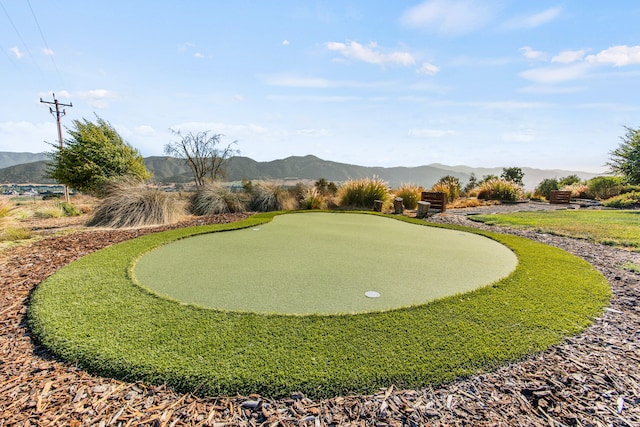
xmin=421 ymin=191 xmax=447 ymax=213
xmin=549 ymin=190 xmax=572 ymax=204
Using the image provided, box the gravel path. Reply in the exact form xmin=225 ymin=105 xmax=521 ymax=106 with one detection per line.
xmin=0 ymin=207 xmax=639 ymax=426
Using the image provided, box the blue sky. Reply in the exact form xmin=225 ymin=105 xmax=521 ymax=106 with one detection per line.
xmin=2 ymin=1 xmax=640 ymax=172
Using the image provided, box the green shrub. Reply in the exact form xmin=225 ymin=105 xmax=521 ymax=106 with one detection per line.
xmin=534 ymin=178 xmax=559 ymax=199
xmin=587 ymin=176 xmax=623 ymax=200
xmin=250 ymin=182 xmax=297 ymax=212
xmin=190 ymin=182 xmax=246 ymax=215
xmin=59 ymin=202 xmax=83 ymax=217
xmin=477 ymin=178 xmax=523 ymax=201
xmin=431 ymin=176 xmax=461 ymax=203
xmin=621 ymin=185 xmax=640 ymax=194
xmin=394 ymin=183 xmax=424 ymax=209
xmin=88 ymin=179 xmax=184 ymax=228
xmin=35 ymin=205 xmax=65 ymax=219
xmin=337 ymin=176 xmax=390 ymax=209
xmin=601 ymin=191 xmax=640 ymax=208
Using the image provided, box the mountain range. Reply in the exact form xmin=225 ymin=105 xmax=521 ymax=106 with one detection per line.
xmin=0 ymin=151 xmax=603 ymax=190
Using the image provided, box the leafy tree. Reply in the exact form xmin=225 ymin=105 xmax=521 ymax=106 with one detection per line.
xmin=479 ymin=174 xmax=498 ymax=184
xmin=534 ymin=178 xmax=559 ymax=199
xmin=559 ymin=174 xmax=582 ymax=186
xmin=587 ymin=176 xmax=623 ymax=200
xmin=501 ymin=167 xmax=524 ymax=187
xmin=607 ymin=126 xmax=640 ymax=185
xmin=164 ymin=129 xmax=238 ymax=187
xmin=46 ymin=116 xmax=151 ymax=196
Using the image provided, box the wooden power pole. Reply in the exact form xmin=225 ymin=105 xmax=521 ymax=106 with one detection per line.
xmin=40 ymin=93 xmax=72 ymax=202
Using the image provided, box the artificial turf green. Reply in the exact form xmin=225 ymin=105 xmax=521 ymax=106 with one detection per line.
xmin=133 ymin=212 xmax=518 ymax=314
xmin=27 ymin=211 xmax=611 ymax=398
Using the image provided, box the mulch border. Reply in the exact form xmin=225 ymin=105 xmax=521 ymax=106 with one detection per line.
xmin=1 ymin=212 xmax=638 ymax=426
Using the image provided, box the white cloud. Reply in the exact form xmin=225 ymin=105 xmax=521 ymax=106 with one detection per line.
xmin=42 ymin=48 xmax=54 ymax=56
xmin=133 ymin=125 xmax=156 ymax=137
xmin=326 ymin=41 xmax=415 ymax=66
xmin=408 ymin=128 xmax=454 ymax=138
xmin=0 ymin=121 xmax=56 ymax=152
xmin=586 ymin=45 xmax=640 ymax=66
xmin=520 ymin=46 xmax=546 ymax=61
xmin=502 ymin=130 xmax=535 ymax=143
xmin=10 ymin=47 xmax=23 ymax=59
xmin=193 ymin=52 xmax=205 ymax=58
xmin=76 ymin=89 xmax=119 ymax=109
xmin=282 ymin=40 xmax=290 ymax=46
xmin=501 ymin=7 xmax=562 ymax=30
xmin=552 ymin=49 xmax=587 ymax=64
xmin=519 ymin=63 xmax=591 ymax=84
xmin=262 ymin=73 xmax=394 ymax=89
xmin=400 ymin=0 xmax=494 ymax=36
xmin=416 ymin=62 xmax=440 ymax=75
xmin=296 ymin=128 xmax=330 ymax=137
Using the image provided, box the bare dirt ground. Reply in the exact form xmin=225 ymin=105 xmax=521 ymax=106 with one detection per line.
xmin=1 ymin=206 xmax=639 ymax=426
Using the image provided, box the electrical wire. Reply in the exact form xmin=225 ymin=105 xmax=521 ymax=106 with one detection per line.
xmin=27 ymin=0 xmax=66 ymax=89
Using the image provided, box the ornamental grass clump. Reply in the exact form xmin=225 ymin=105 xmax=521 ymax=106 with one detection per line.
xmin=477 ymin=178 xmax=523 ymax=201
xmin=601 ymin=191 xmax=640 ymax=208
xmin=250 ymin=182 xmax=297 ymax=212
xmin=561 ymin=183 xmax=590 ymax=198
xmin=394 ymin=183 xmax=423 ymax=209
xmin=338 ymin=176 xmax=390 ymax=209
xmin=88 ymin=179 xmax=184 ymax=228
xmin=0 ymin=197 xmax=13 ymax=218
xmin=300 ymin=186 xmax=327 ymax=210
xmin=431 ymin=176 xmax=461 ymax=204
xmin=190 ymin=182 xmax=246 ymax=215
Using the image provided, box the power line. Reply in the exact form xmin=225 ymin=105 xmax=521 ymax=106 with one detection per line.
xmin=27 ymin=0 xmax=66 ymax=88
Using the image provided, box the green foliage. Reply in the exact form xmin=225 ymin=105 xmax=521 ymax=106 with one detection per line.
xmin=88 ymin=179 xmax=184 ymax=228
xmin=0 ymin=224 xmax=32 ymax=241
xmin=338 ymin=176 xmax=390 ymax=209
xmin=501 ymin=167 xmax=524 ymax=186
xmin=601 ymin=191 xmax=640 ymax=209
xmin=587 ymin=176 xmax=623 ymax=200
xmin=431 ymin=175 xmax=461 ymax=203
xmin=393 ymin=183 xmax=423 ymax=209
xmin=559 ymin=174 xmax=582 ymax=186
xmin=607 ymin=126 xmax=640 ymax=185
xmin=190 ymin=182 xmax=246 ymax=215
xmin=59 ymin=201 xmax=82 ymax=216
xmin=476 ymin=178 xmax=523 ymax=201
xmin=46 ymin=116 xmax=151 ymax=196
xmin=28 ymin=212 xmax=609 ymax=398
xmin=250 ymin=182 xmax=296 ymax=212
xmin=315 ymin=178 xmax=338 ymax=196
xmin=534 ymin=178 xmax=559 ymax=199
xmin=471 ymin=210 xmax=640 ymax=250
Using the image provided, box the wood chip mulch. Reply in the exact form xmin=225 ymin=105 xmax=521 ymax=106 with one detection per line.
xmin=1 ymin=212 xmax=639 ymax=426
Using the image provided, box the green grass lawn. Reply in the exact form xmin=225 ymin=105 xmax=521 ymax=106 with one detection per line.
xmin=469 ymin=209 xmax=640 ymax=250
xmin=27 ymin=211 xmax=610 ymax=398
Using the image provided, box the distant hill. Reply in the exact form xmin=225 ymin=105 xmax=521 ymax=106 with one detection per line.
xmin=0 ymin=152 xmax=603 ymax=189
xmin=0 ymin=151 xmax=49 ymax=169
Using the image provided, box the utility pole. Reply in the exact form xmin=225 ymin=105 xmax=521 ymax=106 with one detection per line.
xmin=40 ymin=93 xmax=72 ymax=203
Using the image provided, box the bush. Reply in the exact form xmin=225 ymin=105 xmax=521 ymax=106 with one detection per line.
xmin=250 ymin=182 xmax=297 ymax=212
xmin=35 ymin=205 xmax=65 ymax=219
xmin=534 ymin=178 xmax=559 ymax=199
xmin=477 ymin=178 xmax=523 ymax=201
xmin=431 ymin=176 xmax=461 ymax=204
xmin=601 ymin=191 xmax=640 ymax=208
xmin=337 ymin=177 xmax=390 ymax=209
xmin=561 ymin=183 xmax=590 ymax=198
xmin=587 ymin=176 xmax=623 ymax=200
xmin=393 ymin=183 xmax=424 ymax=209
xmin=190 ymin=182 xmax=246 ymax=215
xmin=300 ymin=187 xmax=327 ymax=210
xmin=1 ymin=225 xmax=32 ymax=241
xmin=88 ymin=179 xmax=184 ymax=228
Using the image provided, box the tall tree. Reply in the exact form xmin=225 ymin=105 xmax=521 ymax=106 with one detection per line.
xmin=501 ymin=167 xmax=525 ymax=187
xmin=607 ymin=126 xmax=640 ymax=185
xmin=46 ymin=116 xmax=150 ymax=196
xmin=164 ymin=129 xmax=238 ymax=187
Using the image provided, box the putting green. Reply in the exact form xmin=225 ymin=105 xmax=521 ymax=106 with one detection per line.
xmin=133 ymin=213 xmax=518 ymax=314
